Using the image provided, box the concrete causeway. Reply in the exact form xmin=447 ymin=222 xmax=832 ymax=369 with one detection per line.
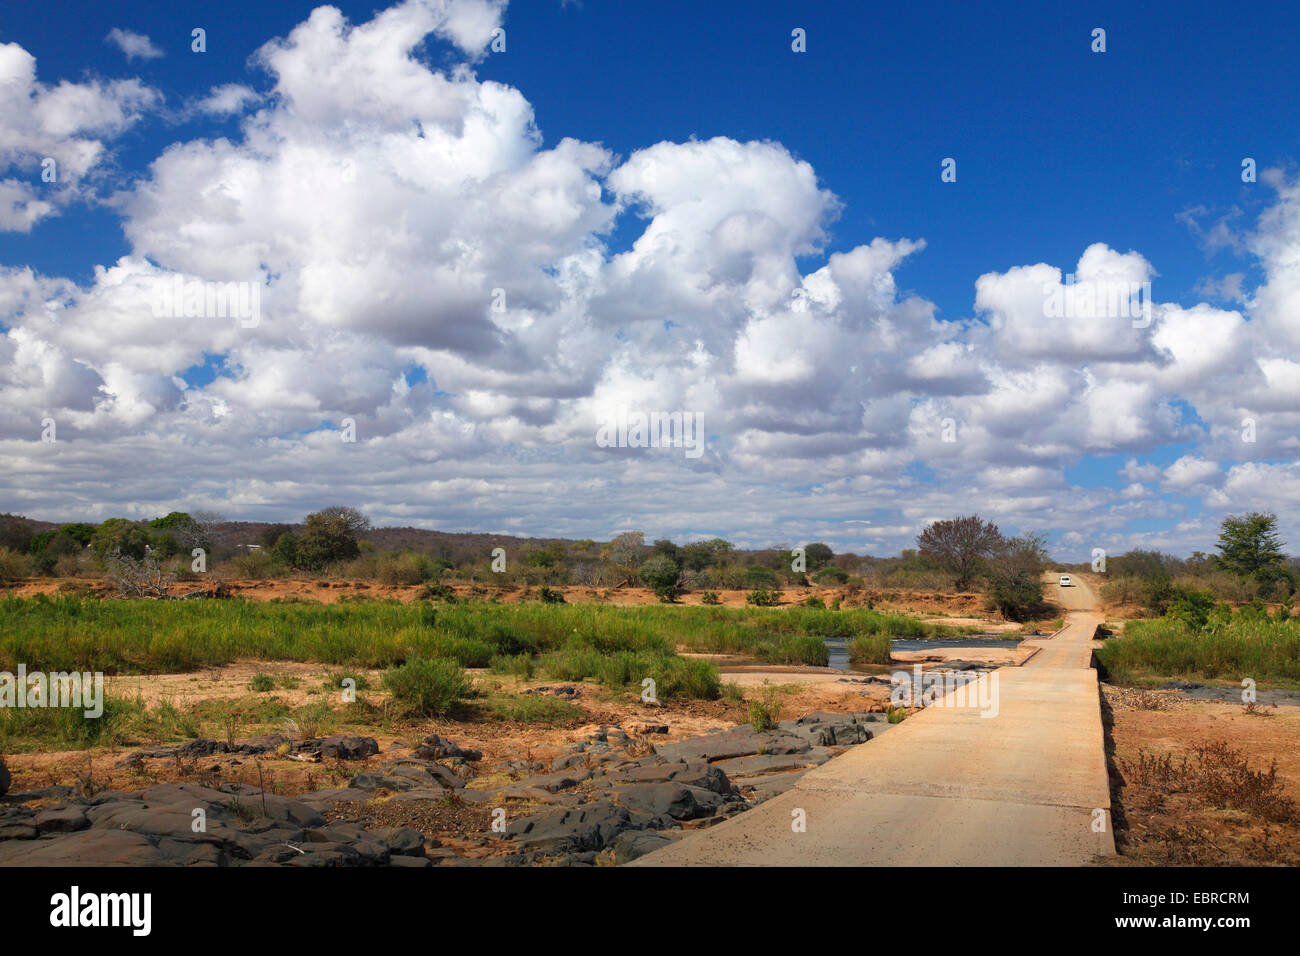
xmin=633 ymin=576 xmax=1115 ymax=866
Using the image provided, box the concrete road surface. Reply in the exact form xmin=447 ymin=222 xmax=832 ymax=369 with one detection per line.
xmin=632 ymin=574 xmax=1114 ymax=866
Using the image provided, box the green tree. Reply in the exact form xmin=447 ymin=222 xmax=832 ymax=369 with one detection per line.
xmin=0 ymin=514 xmax=34 ymax=553
xmin=270 ymin=533 xmax=299 ymax=567
xmin=682 ymin=538 xmax=733 ymax=571
xmin=91 ymin=519 xmax=150 ymax=560
xmin=314 ymin=505 xmax=371 ymax=539
xmin=651 ymin=538 xmax=683 ymax=568
xmin=147 ymin=512 xmax=197 ymax=558
xmin=295 ymin=511 xmax=362 ymax=569
xmin=1216 ymin=512 xmax=1286 ymax=588
xmin=804 ymin=542 xmax=834 ymax=570
xmin=640 ymin=554 xmax=681 ymax=602
xmin=985 ymin=533 xmax=1047 ymax=621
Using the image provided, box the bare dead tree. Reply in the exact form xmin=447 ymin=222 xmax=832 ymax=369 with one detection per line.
xmin=916 ymin=515 xmax=1004 ymax=590
xmin=102 ymin=549 xmax=227 ymax=599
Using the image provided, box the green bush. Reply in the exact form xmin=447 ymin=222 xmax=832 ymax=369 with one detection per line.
xmin=640 ymin=554 xmax=681 ymax=602
xmin=229 ymin=549 xmax=277 ymax=579
xmin=1164 ymin=587 xmax=1216 ymax=629
xmin=381 ymin=657 xmax=471 ymax=716
xmin=848 ymin=632 xmax=891 ymax=665
xmin=812 ymin=566 xmax=849 ymax=585
xmin=0 ymin=547 xmax=33 ymax=584
xmin=748 ymin=685 xmax=784 ymax=731
xmin=540 ymin=644 xmax=719 ymax=700
xmin=248 ymin=673 xmax=275 ymax=692
xmin=988 ymin=576 xmax=1044 ymax=622
xmin=757 ymin=634 xmax=829 ymax=667
xmin=376 ymin=552 xmax=434 ymax=585
xmin=701 ymin=591 xmax=720 ymax=605
xmin=1096 ymin=612 xmax=1300 ymax=686
xmin=746 ymin=587 xmax=780 ymax=607
xmin=489 ymin=653 xmax=535 ymax=679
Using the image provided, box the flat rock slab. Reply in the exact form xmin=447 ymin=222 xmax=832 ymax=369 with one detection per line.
xmin=714 ymin=752 xmax=817 ymax=776
xmin=731 ymin=770 xmax=807 ymax=800
xmin=655 ymin=728 xmax=810 ymax=763
xmin=600 ymin=761 xmax=732 ymax=794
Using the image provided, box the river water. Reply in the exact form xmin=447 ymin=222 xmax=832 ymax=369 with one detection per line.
xmin=826 ymin=637 xmax=1023 ymax=671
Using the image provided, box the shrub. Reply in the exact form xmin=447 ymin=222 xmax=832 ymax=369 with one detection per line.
xmin=537 ymin=586 xmax=566 ymax=604
xmin=483 ymin=623 xmax=537 ymax=656
xmin=758 ymin=635 xmax=829 ymax=667
xmin=248 ymin=673 xmax=275 ymax=692
xmin=848 ymin=632 xmax=891 ymax=665
xmin=489 ymin=653 xmax=535 ymax=679
xmin=418 ymin=583 xmax=457 ymax=602
xmin=382 ymin=657 xmax=471 ymax=716
xmin=376 ymin=552 xmax=434 ymax=585
xmin=0 ymin=547 xmax=33 ymax=584
xmin=323 ymin=671 xmax=372 ymax=692
xmin=988 ymin=575 xmax=1044 ymax=622
xmin=295 ymin=511 xmax=363 ymax=570
xmin=748 ymin=685 xmax=784 ymax=731
xmin=540 ymin=645 xmax=719 ymax=700
xmin=701 ymin=591 xmax=720 ymax=605
xmin=1164 ymin=587 xmax=1216 ymax=629
xmin=270 ymin=533 xmax=299 ymax=568
xmin=812 ymin=566 xmax=849 ymax=585
xmin=742 ymin=565 xmax=778 ymax=589
xmin=649 ymin=656 xmax=721 ymax=700
xmin=229 ymin=549 xmax=276 ymax=579
xmin=804 ymin=595 xmax=826 ymax=609
xmin=746 ymin=587 xmax=780 ymax=607
xmin=90 ymin=519 xmax=150 ymax=560
xmin=639 ymin=554 xmax=681 ymax=603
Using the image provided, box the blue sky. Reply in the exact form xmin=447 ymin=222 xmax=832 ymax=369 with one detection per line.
xmin=3 ymin=1 xmax=1291 ymax=312
xmin=1 ymin=0 xmax=1298 ymax=558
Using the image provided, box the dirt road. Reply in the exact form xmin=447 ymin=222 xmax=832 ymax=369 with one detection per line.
xmin=633 ymin=574 xmax=1114 ymax=866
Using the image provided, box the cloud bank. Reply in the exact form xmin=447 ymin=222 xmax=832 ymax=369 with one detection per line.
xmin=1 ymin=0 xmax=1297 ymax=558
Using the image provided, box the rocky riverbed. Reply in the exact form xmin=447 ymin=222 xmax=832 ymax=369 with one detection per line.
xmin=0 ymin=711 xmax=897 ymax=867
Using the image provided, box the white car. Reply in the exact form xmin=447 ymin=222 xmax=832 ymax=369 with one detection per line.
xmin=1059 ymin=574 xmax=1072 ymax=587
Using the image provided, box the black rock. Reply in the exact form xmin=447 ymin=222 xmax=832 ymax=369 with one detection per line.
xmin=299 ymin=736 xmax=379 ymax=761
xmin=505 ymin=802 xmax=648 ymax=852
xmin=612 ymin=829 xmax=674 ymax=864
xmin=415 ymin=735 xmax=482 ymax=762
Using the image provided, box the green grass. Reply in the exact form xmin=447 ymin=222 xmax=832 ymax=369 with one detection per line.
xmin=1096 ymin=615 xmax=1300 ymax=688
xmin=477 ymin=693 xmax=582 ymax=725
xmin=0 ymin=595 xmax=959 ymax=715
xmin=0 ymin=693 xmax=204 ymax=753
xmin=755 ymin=634 xmax=829 ymax=667
xmin=847 ymin=632 xmax=892 ymax=665
xmin=0 ymin=594 xmax=936 ymax=668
